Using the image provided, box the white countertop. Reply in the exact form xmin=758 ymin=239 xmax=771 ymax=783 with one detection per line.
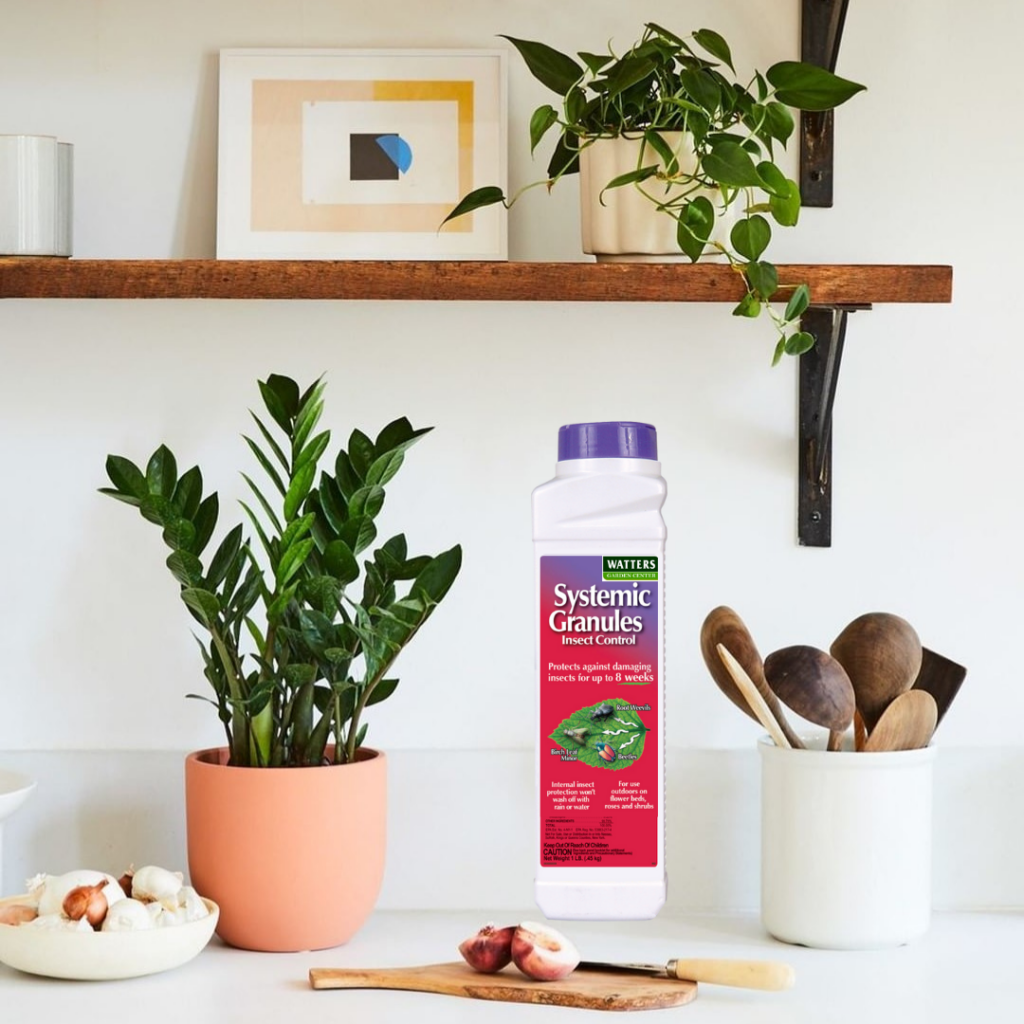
xmin=0 ymin=910 xmax=1018 ymax=1022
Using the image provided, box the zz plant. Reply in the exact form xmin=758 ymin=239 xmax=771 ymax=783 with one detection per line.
xmin=101 ymin=374 xmax=461 ymax=768
xmin=445 ymin=23 xmax=865 ymax=363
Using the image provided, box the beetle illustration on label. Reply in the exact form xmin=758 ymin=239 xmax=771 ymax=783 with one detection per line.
xmin=549 ymin=699 xmax=650 ymax=770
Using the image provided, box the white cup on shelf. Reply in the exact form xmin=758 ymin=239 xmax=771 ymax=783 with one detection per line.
xmin=759 ymin=735 xmax=935 ymax=950
xmin=0 ymin=134 xmax=73 ymax=256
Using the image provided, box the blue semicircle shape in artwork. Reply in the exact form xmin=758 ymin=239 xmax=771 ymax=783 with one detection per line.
xmin=376 ymin=134 xmax=413 ymax=175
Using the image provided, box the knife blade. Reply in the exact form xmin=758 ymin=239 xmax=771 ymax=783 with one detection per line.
xmin=577 ymin=957 xmax=795 ymax=991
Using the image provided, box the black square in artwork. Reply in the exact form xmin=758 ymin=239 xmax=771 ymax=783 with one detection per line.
xmin=350 ymin=134 xmax=399 ymax=181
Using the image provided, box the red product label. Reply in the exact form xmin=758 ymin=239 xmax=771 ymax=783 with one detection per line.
xmin=539 ymin=555 xmax=660 ymax=868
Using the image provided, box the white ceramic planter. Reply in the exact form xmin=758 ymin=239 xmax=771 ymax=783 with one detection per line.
xmin=0 ymin=134 xmax=73 ymax=256
xmin=578 ymin=133 xmax=733 ymax=261
xmin=0 ymin=769 xmax=36 ymax=892
xmin=759 ymin=736 xmax=935 ymax=950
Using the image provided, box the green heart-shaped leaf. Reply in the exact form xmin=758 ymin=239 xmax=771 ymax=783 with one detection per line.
xmin=692 ymin=28 xmax=735 ymax=72
xmin=501 ymin=35 xmax=583 ymax=96
xmin=766 ymin=62 xmax=866 ymax=111
xmin=730 ymin=214 xmax=771 ymax=261
xmin=703 ymin=141 xmax=763 ymax=187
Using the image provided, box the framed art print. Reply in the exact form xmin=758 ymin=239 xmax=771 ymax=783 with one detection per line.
xmin=217 ymin=48 xmax=507 ymax=260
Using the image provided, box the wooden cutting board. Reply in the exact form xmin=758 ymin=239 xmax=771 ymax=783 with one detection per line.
xmin=309 ymin=962 xmax=697 ymax=1011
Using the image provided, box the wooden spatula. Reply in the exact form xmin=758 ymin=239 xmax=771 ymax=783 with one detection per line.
xmin=911 ymin=647 xmax=967 ymax=730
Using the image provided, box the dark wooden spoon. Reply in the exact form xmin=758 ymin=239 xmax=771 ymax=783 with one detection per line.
xmin=830 ymin=612 xmax=922 ymax=731
xmin=700 ymin=607 xmax=803 ymax=748
xmin=763 ymin=645 xmax=856 ymax=751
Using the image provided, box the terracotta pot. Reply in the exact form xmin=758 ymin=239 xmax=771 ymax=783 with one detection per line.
xmin=578 ymin=133 xmax=734 ymax=261
xmin=185 ymin=746 xmax=386 ymax=952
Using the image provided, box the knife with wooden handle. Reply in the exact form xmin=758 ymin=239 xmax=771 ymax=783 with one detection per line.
xmin=578 ymin=957 xmax=795 ymax=991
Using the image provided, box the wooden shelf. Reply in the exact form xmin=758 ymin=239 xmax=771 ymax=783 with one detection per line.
xmin=0 ymin=258 xmax=952 ymax=304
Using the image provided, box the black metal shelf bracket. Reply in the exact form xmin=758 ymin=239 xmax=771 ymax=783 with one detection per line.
xmin=801 ymin=0 xmax=851 ymax=207
xmin=797 ymin=0 xmax=857 ymax=546
xmin=797 ymin=305 xmax=869 ymax=547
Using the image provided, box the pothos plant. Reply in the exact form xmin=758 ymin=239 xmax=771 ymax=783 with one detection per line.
xmin=444 ymin=23 xmax=866 ymax=364
xmin=100 ymin=374 xmax=461 ymax=768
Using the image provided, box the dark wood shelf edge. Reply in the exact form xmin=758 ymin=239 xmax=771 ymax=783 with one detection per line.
xmin=0 ymin=258 xmax=953 ymax=304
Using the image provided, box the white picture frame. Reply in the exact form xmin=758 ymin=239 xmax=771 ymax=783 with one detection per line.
xmin=217 ymin=48 xmax=507 ymax=260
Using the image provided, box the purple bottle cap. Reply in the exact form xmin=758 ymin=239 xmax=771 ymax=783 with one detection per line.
xmin=557 ymin=421 xmax=658 ymax=461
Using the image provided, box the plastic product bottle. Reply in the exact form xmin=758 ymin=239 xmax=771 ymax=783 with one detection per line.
xmin=533 ymin=421 xmax=667 ymax=920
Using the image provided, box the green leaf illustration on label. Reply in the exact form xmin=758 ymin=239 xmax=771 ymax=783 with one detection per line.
xmin=549 ymin=698 xmax=650 ymax=771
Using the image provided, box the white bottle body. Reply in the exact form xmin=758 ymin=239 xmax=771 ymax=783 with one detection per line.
xmin=533 ymin=457 xmax=667 ymax=920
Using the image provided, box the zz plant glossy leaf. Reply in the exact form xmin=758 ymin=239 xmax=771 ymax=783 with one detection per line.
xmin=146 ymin=445 xmax=177 ymax=499
xmin=105 ymin=455 xmax=147 ymax=499
xmin=100 ymin=375 xmax=462 ymax=767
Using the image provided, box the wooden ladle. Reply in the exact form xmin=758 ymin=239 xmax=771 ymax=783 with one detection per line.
xmin=700 ymin=607 xmax=803 ymax=748
xmin=862 ymin=690 xmax=937 ymax=752
xmin=763 ymin=645 xmax=856 ymax=751
xmin=830 ymin=612 xmax=923 ymax=731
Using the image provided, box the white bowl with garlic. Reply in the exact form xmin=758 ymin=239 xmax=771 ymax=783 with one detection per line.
xmin=0 ymin=865 xmax=218 ymax=980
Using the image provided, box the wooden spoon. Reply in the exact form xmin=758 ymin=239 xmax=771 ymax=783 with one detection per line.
xmin=716 ymin=644 xmax=791 ymax=749
xmin=911 ymin=647 xmax=966 ymax=730
xmin=700 ymin=607 xmax=803 ymax=748
xmin=853 ymin=710 xmax=868 ymax=752
xmin=862 ymin=690 xmax=937 ymax=752
xmin=763 ymin=646 xmax=855 ymax=751
xmin=830 ymin=612 xmax=923 ymax=731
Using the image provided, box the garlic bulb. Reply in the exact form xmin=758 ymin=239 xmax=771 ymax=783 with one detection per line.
xmin=131 ymin=865 xmax=183 ymax=910
xmin=153 ymin=906 xmax=189 ymax=928
xmin=32 ymin=871 xmax=124 ymax=917
xmin=21 ymin=864 xmax=205 ymax=931
xmin=28 ymin=913 xmax=94 ymax=932
xmin=177 ymin=886 xmax=210 ymax=922
xmin=24 ymin=873 xmax=47 ymax=905
xmin=101 ymin=898 xmax=155 ymax=932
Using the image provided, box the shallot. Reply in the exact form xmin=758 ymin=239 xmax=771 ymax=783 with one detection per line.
xmin=63 ymin=881 xmax=109 ymax=928
xmin=458 ymin=923 xmax=516 ymax=972
xmin=30 ymin=870 xmax=124 ymax=917
xmin=0 ymin=904 xmax=37 ymax=926
xmin=511 ymin=921 xmax=580 ymax=981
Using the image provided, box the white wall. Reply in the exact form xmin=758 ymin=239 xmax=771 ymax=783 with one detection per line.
xmin=4 ymin=747 xmax=1021 ymax=912
xmin=0 ymin=1 xmax=1020 ymax=907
